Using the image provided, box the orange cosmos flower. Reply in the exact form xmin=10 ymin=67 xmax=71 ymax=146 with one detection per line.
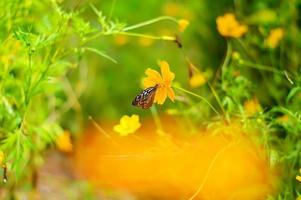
xmin=56 ymin=131 xmax=73 ymax=153
xmin=216 ymin=13 xmax=248 ymax=38
xmin=143 ymin=61 xmax=175 ymax=105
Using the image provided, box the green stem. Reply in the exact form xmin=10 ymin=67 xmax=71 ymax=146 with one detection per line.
xmin=122 ymin=16 xmax=178 ymax=32
xmin=221 ymin=39 xmax=232 ymax=80
xmin=108 ymin=0 xmax=116 ymax=20
xmin=240 ymin=61 xmax=283 ymax=74
xmin=118 ymin=32 xmax=175 ymax=41
xmin=207 ymin=83 xmax=226 ymax=116
xmin=173 ymin=85 xmax=220 ymax=117
xmin=150 ymin=106 xmax=164 ymax=136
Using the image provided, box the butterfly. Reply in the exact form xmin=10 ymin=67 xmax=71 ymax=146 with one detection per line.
xmin=132 ymin=85 xmax=158 ymax=109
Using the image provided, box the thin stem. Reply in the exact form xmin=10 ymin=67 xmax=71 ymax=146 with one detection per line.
xmin=88 ymin=116 xmax=118 ymax=146
xmin=118 ymin=32 xmax=175 ymax=41
xmin=240 ymin=61 xmax=283 ymax=74
xmin=83 ymin=47 xmax=117 ymax=63
xmin=122 ymin=16 xmax=178 ymax=32
xmin=173 ymin=85 xmax=221 ymax=117
xmin=108 ymin=0 xmax=116 ymax=20
xmin=188 ymin=141 xmax=236 ymax=200
xmin=221 ymin=39 xmax=232 ymax=80
xmin=150 ymin=106 xmax=164 ymax=136
xmin=207 ymin=83 xmax=226 ymax=116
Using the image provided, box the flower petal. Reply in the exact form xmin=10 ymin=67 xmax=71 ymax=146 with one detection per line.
xmin=131 ymin=114 xmax=139 ymax=122
xmin=159 ymin=61 xmax=175 ymax=83
xmin=120 ymin=115 xmax=131 ymax=126
xmin=145 ymin=68 xmax=162 ymax=81
xmin=154 ymin=86 xmax=167 ymax=105
xmin=143 ymin=77 xmax=157 ymax=88
xmin=113 ymin=124 xmax=124 ymax=134
xmin=143 ymin=68 xmax=163 ymax=88
xmin=166 ymin=87 xmax=175 ymax=102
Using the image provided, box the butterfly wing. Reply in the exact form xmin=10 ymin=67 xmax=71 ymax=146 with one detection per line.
xmin=132 ymin=85 xmax=157 ymax=109
xmin=141 ymin=89 xmax=156 ymax=109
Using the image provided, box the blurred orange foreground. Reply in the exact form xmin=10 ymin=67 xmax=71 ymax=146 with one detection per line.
xmin=73 ymin=117 xmax=276 ymax=200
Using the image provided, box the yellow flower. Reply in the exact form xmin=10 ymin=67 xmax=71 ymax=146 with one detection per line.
xmin=138 ymin=36 xmax=154 ymax=47
xmin=189 ymin=73 xmax=206 ymax=88
xmin=297 ymin=169 xmax=301 ymax=182
xmin=0 ymin=151 xmax=4 ymax=165
xmin=186 ymin=57 xmax=206 ymax=88
xmin=113 ymin=114 xmax=141 ymax=136
xmin=143 ymin=61 xmax=175 ymax=105
xmin=265 ymin=28 xmax=284 ymax=48
xmin=178 ymin=19 xmax=189 ymax=32
xmin=232 ymin=51 xmax=241 ymax=61
xmin=56 ymin=131 xmax=73 ymax=153
xmin=244 ymin=97 xmax=262 ymax=116
xmin=216 ymin=13 xmax=248 ymax=38
xmin=114 ymin=34 xmax=129 ymax=46
xmin=277 ymin=114 xmax=289 ymax=123
xmin=162 ymin=2 xmax=181 ymax=16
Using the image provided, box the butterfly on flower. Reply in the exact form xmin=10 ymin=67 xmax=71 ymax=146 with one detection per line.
xmin=132 ymin=84 xmax=158 ymax=109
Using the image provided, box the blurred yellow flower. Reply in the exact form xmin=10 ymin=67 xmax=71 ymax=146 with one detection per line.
xmin=114 ymin=34 xmax=129 ymax=46
xmin=232 ymin=51 xmax=241 ymax=61
xmin=56 ymin=131 xmax=73 ymax=153
xmin=143 ymin=61 xmax=175 ymax=105
xmin=162 ymin=2 xmax=181 ymax=16
xmin=138 ymin=37 xmax=154 ymax=47
xmin=244 ymin=97 xmax=262 ymax=116
xmin=216 ymin=13 xmax=248 ymax=38
xmin=186 ymin=58 xmax=206 ymax=88
xmin=113 ymin=114 xmax=141 ymax=136
xmin=277 ymin=114 xmax=289 ymax=123
xmin=178 ymin=19 xmax=189 ymax=32
xmin=0 ymin=150 xmax=4 ymax=165
xmin=296 ymin=169 xmax=301 ymax=182
xmin=189 ymin=73 xmax=206 ymax=88
xmin=265 ymin=28 xmax=284 ymax=48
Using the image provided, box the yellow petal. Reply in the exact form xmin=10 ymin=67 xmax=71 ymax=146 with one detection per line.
xmin=296 ymin=175 xmax=301 ymax=182
xmin=120 ymin=115 xmax=131 ymax=126
xmin=145 ymin=68 xmax=162 ymax=80
xmin=143 ymin=77 xmax=157 ymax=88
xmin=113 ymin=124 xmax=125 ymax=134
xmin=166 ymin=87 xmax=175 ymax=102
xmin=159 ymin=61 xmax=175 ymax=83
xmin=143 ymin=68 xmax=163 ymax=88
xmin=154 ymin=87 xmax=167 ymax=105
